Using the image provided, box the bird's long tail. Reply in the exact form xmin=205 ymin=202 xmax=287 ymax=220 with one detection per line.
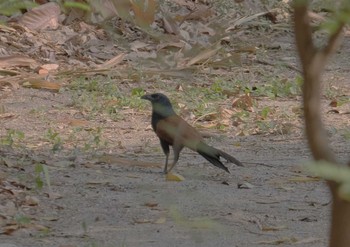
xmin=197 ymin=142 xmax=243 ymax=173
xmin=217 ymin=149 xmax=243 ymax=167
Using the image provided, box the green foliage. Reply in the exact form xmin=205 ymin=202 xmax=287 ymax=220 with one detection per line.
xmin=131 ymin=87 xmax=145 ymax=97
xmin=63 ymin=1 xmax=91 ymax=11
xmin=252 ymin=77 xmax=302 ymax=98
xmin=175 ymin=79 xmax=241 ymax=116
xmin=69 ymin=78 xmax=118 ymax=94
xmin=320 ymin=19 xmax=342 ymax=34
xmin=256 ymin=120 xmax=277 ymax=133
xmin=260 ymin=106 xmax=271 ymax=119
xmin=0 ymin=0 xmax=37 ymax=16
xmin=34 ymin=163 xmax=51 ymax=191
xmin=0 ymin=129 xmax=24 ymax=147
xmin=334 ymin=96 xmax=350 ymax=106
xmin=342 ymin=129 xmax=350 ymax=140
xmin=314 ymin=1 xmax=350 ymax=34
xmin=15 ymin=214 xmax=31 ymax=225
xmin=210 ymin=80 xmax=225 ymax=94
xmin=45 ymin=129 xmax=62 ymax=152
xmin=309 ymin=0 xmax=334 ymax=11
xmin=82 ymin=220 xmax=88 ymax=234
xmin=234 ymin=109 xmax=251 ymax=119
xmin=66 ymin=127 xmax=107 ymax=153
xmin=307 ymin=160 xmax=350 ymax=201
xmin=69 ymin=77 xmax=145 ymax=120
xmin=83 ymin=127 xmax=107 ymax=151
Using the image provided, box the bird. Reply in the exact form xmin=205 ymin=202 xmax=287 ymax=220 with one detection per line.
xmin=141 ymin=93 xmax=243 ymax=174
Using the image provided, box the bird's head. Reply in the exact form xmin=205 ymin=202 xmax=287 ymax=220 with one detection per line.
xmin=141 ymin=93 xmax=175 ymax=117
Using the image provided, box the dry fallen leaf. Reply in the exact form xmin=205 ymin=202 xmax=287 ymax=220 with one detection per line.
xmin=261 ymin=224 xmax=287 ymax=231
xmin=256 ymin=237 xmax=298 ymax=245
xmin=25 ymin=196 xmax=40 ymax=206
xmin=42 ymin=216 xmax=59 ymax=222
xmin=130 ymin=41 xmax=149 ymax=51
xmin=237 ymin=182 xmax=255 ymax=189
xmin=232 ymin=94 xmax=254 ymax=111
xmin=38 ymin=69 xmax=49 ymax=75
xmin=68 ymin=119 xmax=89 ymax=127
xmin=161 ymin=13 xmax=179 ymax=35
xmin=96 ymin=53 xmax=125 ymax=69
xmin=2 ymin=223 xmax=19 ymax=235
xmin=173 ymin=0 xmax=213 ymax=21
xmin=166 ymin=172 xmax=185 ymax=181
xmin=143 ymin=202 xmax=158 ymax=208
xmin=329 ymin=99 xmax=338 ymax=107
xmin=295 ymin=237 xmax=322 ymax=244
xmin=22 ymin=80 xmax=61 ymax=92
xmin=47 ymin=192 xmax=63 ymax=200
xmin=226 ymin=12 xmax=270 ymax=32
xmin=185 ymin=46 xmax=221 ymax=67
xmin=131 ymin=0 xmax=158 ymax=28
xmin=19 ymin=2 xmax=61 ymax=30
xmin=0 ymin=55 xmax=38 ymax=69
xmin=0 ymin=69 xmax=20 ymax=76
xmin=133 ymin=218 xmax=152 ymax=224
xmin=154 ymin=217 xmax=166 ymax=224
xmin=41 ymin=64 xmax=59 ymax=71
xmin=181 ymin=8 xmax=215 ymax=22
xmin=0 ymin=23 xmax=17 ymax=33
xmin=86 ymin=180 xmax=112 ymax=185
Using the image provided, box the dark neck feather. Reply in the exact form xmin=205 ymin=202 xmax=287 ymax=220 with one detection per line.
xmin=151 ymin=103 xmax=176 ymax=130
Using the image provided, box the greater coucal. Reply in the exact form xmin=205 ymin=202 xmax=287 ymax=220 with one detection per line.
xmin=141 ymin=93 xmax=243 ymax=174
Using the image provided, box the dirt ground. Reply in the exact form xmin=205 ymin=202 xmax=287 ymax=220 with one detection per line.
xmin=1 ymin=11 xmax=350 ymax=247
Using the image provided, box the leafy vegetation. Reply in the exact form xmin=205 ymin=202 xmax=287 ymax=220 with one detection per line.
xmin=34 ymin=163 xmax=51 ymax=191
xmin=0 ymin=129 xmax=25 ymax=147
xmin=0 ymin=0 xmax=36 ymax=16
xmin=69 ymin=77 xmax=145 ymax=119
xmin=307 ymin=161 xmax=350 ymax=201
xmin=251 ymin=76 xmax=302 ymax=98
xmin=44 ymin=128 xmax=63 ymax=152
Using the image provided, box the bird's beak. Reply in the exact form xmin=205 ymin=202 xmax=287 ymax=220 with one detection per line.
xmin=141 ymin=94 xmax=151 ymax=101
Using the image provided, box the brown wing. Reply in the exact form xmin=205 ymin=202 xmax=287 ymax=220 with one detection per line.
xmin=155 ymin=115 xmax=203 ymax=151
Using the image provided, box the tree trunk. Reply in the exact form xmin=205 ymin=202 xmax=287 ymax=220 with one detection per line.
xmin=293 ymin=2 xmax=350 ymax=247
xmin=329 ymin=186 xmax=350 ymax=247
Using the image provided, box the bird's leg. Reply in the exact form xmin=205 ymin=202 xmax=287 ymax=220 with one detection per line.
xmin=167 ymin=145 xmax=183 ymax=173
xmin=163 ymin=152 xmax=169 ymax=174
xmin=167 ymin=152 xmax=178 ymax=173
xmin=160 ymin=139 xmax=170 ymax=174
xmin=167 ymin=122 xmax=186 ymax=173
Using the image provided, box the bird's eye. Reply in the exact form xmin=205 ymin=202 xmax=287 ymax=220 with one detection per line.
xmin=153 ymin=94 xmax=159 ymax=99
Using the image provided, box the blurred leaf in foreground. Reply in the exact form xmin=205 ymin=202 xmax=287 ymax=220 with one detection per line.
xmin=306 ymin=160 xmax=350 ymax=201
xmin=0 ymin=0 xmax=37 ymax=16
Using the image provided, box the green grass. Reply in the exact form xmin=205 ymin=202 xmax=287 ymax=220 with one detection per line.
xmin=66 ymin=73 xmax=304 ymax=135
xmin=0 ymin=129 xmax=25 ymax=147
xmin=68 ymin=77 xmax=146 ymax=119
xmin=167 ymin=78 xmax=242 ymax=115
xmin=44 ymin=128 xmax=63 ymax=152
xmin=251 ymin=76 xmax=302 ymax=98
